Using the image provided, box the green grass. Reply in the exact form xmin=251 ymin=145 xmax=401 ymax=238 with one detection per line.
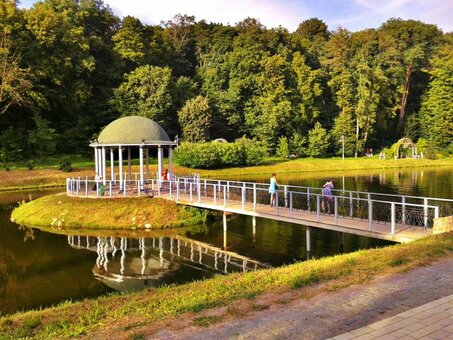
xmin=1 ymin=232 xmax=451 ymax=339
xmin=196 ymin=156 xmax=453 ymax=178
xmin=192 ymin=316 xmax=223 ymax=327
xmin=11 ymin=194 xmax=211 ymax=230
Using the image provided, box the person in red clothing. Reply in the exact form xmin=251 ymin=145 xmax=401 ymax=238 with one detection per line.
xmin=161 ymin=169 xmax=168 ymax=181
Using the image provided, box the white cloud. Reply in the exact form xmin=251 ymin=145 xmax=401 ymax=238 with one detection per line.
xmin=330 ymin=0 xmax=453 ymax=32
xmin=104 ymin=0 xmax=312 ymax=31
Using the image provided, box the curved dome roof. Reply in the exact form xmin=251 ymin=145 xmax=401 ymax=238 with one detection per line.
xmin=97 ymin=116 xmax=171 ymax=144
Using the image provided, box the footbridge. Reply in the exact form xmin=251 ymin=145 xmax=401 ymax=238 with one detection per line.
xmin=66 ymin=176 xmax=453 ymax=244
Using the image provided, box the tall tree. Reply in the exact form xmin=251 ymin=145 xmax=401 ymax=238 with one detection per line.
xmin=112 ymin=16 xmax=150 ymax=69
xmin=161 ymin=14 xmax=196 ymax=77
xmin=178 ymin=95 xmax=212 ymax=142
xmin=380 ymin=19 xmax=443 ymax=131
xmin=111 ymin=65 xmax=176 ymax=134
xmin=0 ymin=32 xmax=33 ymax=115
xmin=295 ymin=18 xmax=329 ymax=41
xmin=419 ymin=39 xmax=453 ymax=148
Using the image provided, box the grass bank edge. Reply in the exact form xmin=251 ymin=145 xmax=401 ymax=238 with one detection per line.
xmin=10 ymin=194 xmax=212 ymax=230
xmin=1 ymin=233 xmax=452 ymax=338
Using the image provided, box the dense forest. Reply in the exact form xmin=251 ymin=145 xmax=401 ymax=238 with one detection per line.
xmin=0 ymin=0 xmax=452 ymax=163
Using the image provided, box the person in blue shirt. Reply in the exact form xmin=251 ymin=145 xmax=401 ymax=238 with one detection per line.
xmin=269 ymin=173 xmax=278 ymax=207
xmin=322 ymin=179 xmax=334 ymax=213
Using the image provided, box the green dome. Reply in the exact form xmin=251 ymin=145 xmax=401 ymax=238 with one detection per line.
xmin=97 ymin=116 xmax=171 ymax=144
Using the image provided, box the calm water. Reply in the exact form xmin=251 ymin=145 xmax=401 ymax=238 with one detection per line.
xmin=0 ymin=168 xmax=451 ymax=315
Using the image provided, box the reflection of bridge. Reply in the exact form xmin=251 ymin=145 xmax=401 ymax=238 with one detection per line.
xmin=67 ymin=177 xmax=453 ymax=244
xmin=67 ymin=235 xmax=270 ymax=291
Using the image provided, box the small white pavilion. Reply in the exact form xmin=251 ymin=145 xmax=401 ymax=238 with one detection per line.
xmin=89 ymin=116 xmax=177 ymax=188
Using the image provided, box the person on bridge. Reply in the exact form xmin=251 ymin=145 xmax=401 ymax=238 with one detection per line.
xmin=322 ymin=179 xmax=334 ymax=213
xmin=269 ymin=173 xmax=279 ymax=207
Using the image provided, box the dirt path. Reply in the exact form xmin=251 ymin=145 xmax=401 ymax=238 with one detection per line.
xmin=146 ymin=256 xmax=453 ymax=339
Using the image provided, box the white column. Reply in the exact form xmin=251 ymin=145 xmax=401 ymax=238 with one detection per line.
xmin=168 ymin=147 xmax=173 ymax=179
xmin=127 ymin=147 xmax=131 ymax=180
xmin=97 ymin=148 xmax=102 ymax=177
xmin=157 ymin=146 xmax=163 ymax=181
xmin=94 ymin=147 xmax=98 ymax=176
xmin=139 ymin=145 xmax=144 ymax=189
xmin=101 ymin=147 xmax=106 ymax=184
xmin=145 ymin=148 xmax=149 ymax=180
xmin=306 ymin=227 xmax=311 ymax=252
xmin=110 ymin=148 xmax=114 ymax=183
xmin=118 ymin=147 xmax=123 ymax=190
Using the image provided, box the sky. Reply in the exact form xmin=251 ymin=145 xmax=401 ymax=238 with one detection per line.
xmin=19 ymin=0 xmax=453 ymax=33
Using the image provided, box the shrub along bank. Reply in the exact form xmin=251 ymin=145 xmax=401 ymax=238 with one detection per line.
xmin=174 ymin=138 xmax=268 ymax=168
xmin=11 ymin=194 xmax=211 ymax=230
xmin=0 ymin=232 xmax=451 ymax=338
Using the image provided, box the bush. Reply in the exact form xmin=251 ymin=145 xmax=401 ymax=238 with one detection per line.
xmin=276 ymin=136 xmax=289 ymax=158
xmin=59 ymin=159 xmax=72 ymax=172
xmin=26 ymin=160 xmax=35 ymax=170
xmin=308 ymin=122 xmax=329 ymax=157
xmin=174 ymin=138 xmax=267 ymax=169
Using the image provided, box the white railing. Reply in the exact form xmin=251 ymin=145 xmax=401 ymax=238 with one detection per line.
xmin=66 ymin=176 xmax=444 ymax=234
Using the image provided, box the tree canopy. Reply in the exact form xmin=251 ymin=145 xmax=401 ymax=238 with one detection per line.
xmin=0 ymin=0 xmax=451 ymax=162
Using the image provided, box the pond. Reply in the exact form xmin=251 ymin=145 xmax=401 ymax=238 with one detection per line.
xmin=0 ymin=167 xmax=451 ymax=316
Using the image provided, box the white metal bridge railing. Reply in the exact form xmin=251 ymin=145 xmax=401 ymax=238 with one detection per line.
xmin=66 ymin=176 xmax=450 ymax=235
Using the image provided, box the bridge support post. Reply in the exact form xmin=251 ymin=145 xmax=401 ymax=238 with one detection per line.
xmin=306 ymin=227 xmax=311 ymax=252
xmin=368 ymin=201 xmax=373 ymax=231
xmin=252 ymin=216 xmax=256 ymax=242
xmin=223 ymin=212 xmax=228 ymax=249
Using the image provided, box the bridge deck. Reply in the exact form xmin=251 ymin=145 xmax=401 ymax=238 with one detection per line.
xmin=159 ymin=192 xmax=431 ymax=243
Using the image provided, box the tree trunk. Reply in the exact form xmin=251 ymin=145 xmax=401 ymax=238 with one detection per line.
xmin=354 ymin=117 xmax=359 ymax=158
xmin=397 ymin=65 xmax=412 ymax=131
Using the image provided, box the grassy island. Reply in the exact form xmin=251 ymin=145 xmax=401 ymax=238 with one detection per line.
xmin=11 ymin=194 xmax=210 ymax=230
xmin=0 ymin=232 xmax=451 ymax=339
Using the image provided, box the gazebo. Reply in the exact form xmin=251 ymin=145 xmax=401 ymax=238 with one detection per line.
xmin=394 ymin=137 xmax=417 ymax=159
xmin=89 ymin=116 xmax=177 ymax=189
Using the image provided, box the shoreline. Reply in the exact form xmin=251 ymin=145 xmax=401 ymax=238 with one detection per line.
xmin=1 ymin=157 xmax=452 ymax=192
xmin=1 ymin=233 xmax=452 ymax=338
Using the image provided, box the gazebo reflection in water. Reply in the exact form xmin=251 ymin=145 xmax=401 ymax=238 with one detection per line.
xmin=67 ymin=234 xmax=270 ymax=291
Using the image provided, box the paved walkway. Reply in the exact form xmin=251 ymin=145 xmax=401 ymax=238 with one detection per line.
xmin=150 ymin=256 xmax=453 ymax=339
xmin=330 ymin=294 xmax=453 ymax=339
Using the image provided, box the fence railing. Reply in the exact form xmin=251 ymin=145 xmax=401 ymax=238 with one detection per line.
xmin=66 ymin=176 xmax=447 ymax=235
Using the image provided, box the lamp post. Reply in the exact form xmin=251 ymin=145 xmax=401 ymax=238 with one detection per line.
xmin=340 ymin=135 xmax=345 ymax=160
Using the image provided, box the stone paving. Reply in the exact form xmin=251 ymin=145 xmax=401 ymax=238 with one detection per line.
xmin=150 ymin=256 xmax=453 ymax=339
xmin=329 ymin=294 xmax=453 ymax=340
